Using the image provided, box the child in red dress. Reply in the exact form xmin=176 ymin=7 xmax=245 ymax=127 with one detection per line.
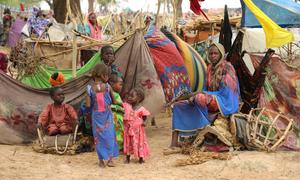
xmin=38 ymin=87 xmax=78 ymax=136
xmin=123 ymin=88 xmax=150 ymax=164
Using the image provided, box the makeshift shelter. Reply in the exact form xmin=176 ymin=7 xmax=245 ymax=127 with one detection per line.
xmin=228 ymin=28 xmax=300 ymax=151
xmin=0 ymin=73 xmax=91 ymax=144
xmin=241 ymin=0 xmax=300 ymax=27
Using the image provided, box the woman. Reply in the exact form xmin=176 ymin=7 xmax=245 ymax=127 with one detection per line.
xmin=27 ymin=7 xmax=50 ymax=38
xmin=85 ymin=12 xmax=103 ymax=40
xmin=170 ymin=42 xmax=240 ymax=148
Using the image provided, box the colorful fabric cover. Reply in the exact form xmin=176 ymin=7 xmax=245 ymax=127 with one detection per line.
xmin=161 ymin=28 xmax=207 ymax=92
xmin=241 ymin=0 xmax=294 ymax=48
xmin=145 ymin=25 xmax=191 ymax=102
xmin=258 ymin=56 xmax=300 ymax=151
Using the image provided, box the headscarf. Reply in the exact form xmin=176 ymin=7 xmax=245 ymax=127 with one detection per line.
xmin=49 ymin=72 xmax=65 ymax=86
xmin=207 ymin=42 xmax=226 ymax=91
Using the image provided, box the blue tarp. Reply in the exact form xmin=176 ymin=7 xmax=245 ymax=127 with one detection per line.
xmin=241 ymin=0 xmax=300 ymax=27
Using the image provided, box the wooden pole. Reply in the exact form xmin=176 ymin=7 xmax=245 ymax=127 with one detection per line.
xmin=67 ymin=0 xmax=77 ymax=78
xmin=155 ymin=0 xmax=161 ymax=25
xmin=172 ymin=0 xmax=177 ymax=33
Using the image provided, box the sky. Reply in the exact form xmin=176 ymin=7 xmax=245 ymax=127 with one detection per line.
xmin=41 ymin=0 xmax=242 ymax=13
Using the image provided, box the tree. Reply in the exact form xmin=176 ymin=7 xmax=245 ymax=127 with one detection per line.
xmin=53 ymin=0 xmax=82 ymax=24
xmin=88 ymin=0 xmax=94 ymax=13
xmin=97 ymin=0 xmax=116 ymax=13
xmin=176 ymin=0 xmax=183 ymax=18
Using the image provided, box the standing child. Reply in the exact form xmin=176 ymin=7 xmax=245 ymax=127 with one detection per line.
xmin=86 ymin=63 xmax=119 ymax=167
xmin=123 ymin=88 xmax=151 ymax=164
xmin=109 ymin=73 xmax=124 ymax=150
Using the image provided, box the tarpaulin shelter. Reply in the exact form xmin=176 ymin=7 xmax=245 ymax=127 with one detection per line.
xmin=241 ymin=0 xmax=300 ymax=27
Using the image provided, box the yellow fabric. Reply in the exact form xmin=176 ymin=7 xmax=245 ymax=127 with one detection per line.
xmin=243 ymin=0 xmax=294 ymax=48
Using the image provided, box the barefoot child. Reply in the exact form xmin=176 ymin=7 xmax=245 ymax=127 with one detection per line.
xmin=38 ymin=87 xmax=78 ymax=136
xmin=86 ymin=63 xmax=119 ymax=167
xmin=109 ymin=73 xmax=124 ymax=150
xmin=123 ymin=88 xmax=150 ymax=164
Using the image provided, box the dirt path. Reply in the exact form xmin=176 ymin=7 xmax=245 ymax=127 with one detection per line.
xmin=0 ymin=114 xmax=299 ymax=180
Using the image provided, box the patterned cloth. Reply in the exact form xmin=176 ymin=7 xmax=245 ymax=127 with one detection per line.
xmin=145 ymin=25 xmax=191 ymax=102
xmin=87 ymin=84 xmax=119 ymax=160
xmin=111 ymin=92 xmax=124 ymax=149
xmin=27 ymin=7 xmax=50 ymax=37
xmin=173 ymin=43 xmax=240 ymax=132
xmin=123 ymin=102 xmax=150 ymax=159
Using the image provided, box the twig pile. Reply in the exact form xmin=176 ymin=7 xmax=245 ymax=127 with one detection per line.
xmin=9 ymin=41 xmax=42 ymax=78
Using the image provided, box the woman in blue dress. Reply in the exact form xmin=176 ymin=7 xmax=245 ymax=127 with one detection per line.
xmin=86 ymin=63 xmax=119 ymax=167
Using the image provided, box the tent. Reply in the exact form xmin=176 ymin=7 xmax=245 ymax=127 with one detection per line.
xmin=241 ymin=0 xmax=300 ymax=27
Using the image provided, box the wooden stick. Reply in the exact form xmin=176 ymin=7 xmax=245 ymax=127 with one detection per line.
xmin=40 ymin=32 xmax=135 ymax=59
xmin=270 ymin=119 xmax=293 ymax=151
xmin=263 ymin=114 xmax=280 ymax=144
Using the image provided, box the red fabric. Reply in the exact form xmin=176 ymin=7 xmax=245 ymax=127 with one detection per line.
xmin=38 ymin=104 xmax=77 ymax=135
xmin=20 ymin=3 xmax=25 ymax=12
xmin=123 ymin=102 xmax=150 ymax=158
xmin=190 ymin=0 xmax=209 ymax=21
xmin=0 ymin=52 xmax=8 ymax=73
xmin=96 ymin=93 xmax=105 ymax=112
xmin=48 ymin=123 xmax=73 ymax=136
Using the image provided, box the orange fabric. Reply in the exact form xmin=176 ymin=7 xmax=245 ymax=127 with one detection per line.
xmin=49 ymin=72 xmax=65 ymax=86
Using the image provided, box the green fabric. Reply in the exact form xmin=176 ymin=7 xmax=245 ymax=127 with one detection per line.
xmin=21 ymin=52 xmax=101 ymax=88
xmin=111 ymin=92 xmax=124 ymax=149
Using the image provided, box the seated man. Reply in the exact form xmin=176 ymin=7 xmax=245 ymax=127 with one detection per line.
xmin=38 ymin=87 xmax=78 ymax=136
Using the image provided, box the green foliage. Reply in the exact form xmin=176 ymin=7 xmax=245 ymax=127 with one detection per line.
xmin=0 ymin=0 xmax=41 ymax=7
xmin=97 ymin=0 xmax=116 ymax=6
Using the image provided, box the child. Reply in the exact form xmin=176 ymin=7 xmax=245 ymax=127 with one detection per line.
xmin=38 ymin=87 xmax=78 ymax=136
xmin=100 ymin=45 xmax=122 ymax=77
xmin=86 ymin=63 xmax=119 ymax=167
xmin=109 ymin=73 xmax=124 ymax=150
xmin=123 ymin=88 xmax=150 ymax=164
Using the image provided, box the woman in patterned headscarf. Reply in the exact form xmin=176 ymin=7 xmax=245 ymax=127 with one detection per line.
xmin=170 ymin=42 xmax=240 ymax=148
xmin=27 ymin=7 xmax=50 ymax=38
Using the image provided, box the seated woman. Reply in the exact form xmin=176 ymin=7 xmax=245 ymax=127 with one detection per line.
xmin=38 ymin=87 xmax=78 ymax=136
xmin=170 ymin=42 xmax=240 ymax=148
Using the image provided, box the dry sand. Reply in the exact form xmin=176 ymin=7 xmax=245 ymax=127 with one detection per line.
xmin=0 ymin=114 xmax=299 ymax=180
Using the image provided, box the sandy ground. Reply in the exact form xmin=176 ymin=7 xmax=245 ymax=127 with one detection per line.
xmin=0 ymin=113 xmax=300 ymax=180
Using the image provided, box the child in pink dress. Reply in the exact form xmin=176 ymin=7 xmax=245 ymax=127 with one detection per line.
xmin=123 ymin=88 xmax=150 ymax=164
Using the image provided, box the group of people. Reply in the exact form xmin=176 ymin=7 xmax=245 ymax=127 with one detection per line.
xmin=40 ymin=41 xmax=240 ymax=166
xmin=39 ymin=45 xmax=151 ymax=167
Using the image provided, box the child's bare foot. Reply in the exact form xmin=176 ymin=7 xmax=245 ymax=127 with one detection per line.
xmin=139 ymin=157 xmax=145 ymax=164
xmin=124 ymin=155 xmax=130 ymax=164
xmin=107 ymin=160 xmax=116 ymax=167
xmin=99 ymin=160 xmax=106 ymax=168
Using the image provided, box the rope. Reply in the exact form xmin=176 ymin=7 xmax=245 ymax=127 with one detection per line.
xmin=55 ymin=134 xmax=71 ymax=155
xmin=37 ymin=127 xmax=45 ymax=148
